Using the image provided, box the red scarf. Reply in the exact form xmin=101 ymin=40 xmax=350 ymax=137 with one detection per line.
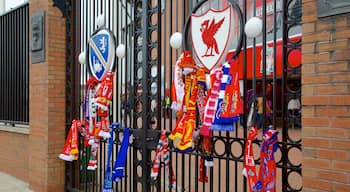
xmin=169 ymin=52 xmax=198 ymax=153
xmin=171 ymin=55 xmax=185 ymax=112
xmin=59 ymin=120 xmax=81 ymax=161
xmin=151 ymin=131 xmax=176 ymax=188
xmin=169 ymin=71 xmax=198 ymax=152
xmin=200 ymin=67 xmax=223 ymax=136
xmin=95 ymin=71 xmax=114 ymax=139
xmin=243 ymin=126 xmax=279 ymax=192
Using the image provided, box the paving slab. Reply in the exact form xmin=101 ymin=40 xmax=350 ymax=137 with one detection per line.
xmin=0 ymin=172 xmax=32 ymax=192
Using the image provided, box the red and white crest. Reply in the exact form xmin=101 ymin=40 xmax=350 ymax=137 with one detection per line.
xmin=191 ymin=6 xmax=232 ymax=71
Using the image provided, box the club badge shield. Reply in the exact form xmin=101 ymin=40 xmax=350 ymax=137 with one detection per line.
xmin=191 ymin=6 xmax=232 ymax=71
xmin=88 ymin=29 xmax=116 ymax=81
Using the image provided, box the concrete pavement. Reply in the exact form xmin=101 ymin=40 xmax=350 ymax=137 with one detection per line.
xmin=0 ymin=172 xmax=32 ymax=192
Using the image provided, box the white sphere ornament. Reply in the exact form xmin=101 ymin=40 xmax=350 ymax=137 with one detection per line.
xmin=96 ymin=15 xmax=105 ymax=28
xmin=170 ymin=32 xmax=182 ymax=49
xmin=78 ymin=52 xmax=86 ymax=64
xmin=244 ymin=17 xmax=263 ymax=38
xmin=116 ymin=44 xmax=126 ymax=58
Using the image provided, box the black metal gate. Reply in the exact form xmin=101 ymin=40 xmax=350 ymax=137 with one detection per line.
xmin=65 ymin=0 xmax=302 ymax=191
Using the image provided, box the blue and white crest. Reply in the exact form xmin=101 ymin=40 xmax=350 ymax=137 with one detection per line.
xmin=88 ymin=29 xmax=115 ymax=81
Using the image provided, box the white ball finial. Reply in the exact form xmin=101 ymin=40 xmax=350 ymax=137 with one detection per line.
xmin=170 ymin=32 xmax=182 ymax=49
xmin=244 ymin=17 xmax=263 ymax=38
xmin=78 ymin=52 xmax=86 ymax=64
xmin=96 ymin=15 xmax=105 ymax=28
xmin=116 ymin=44 xmax=126 ymax=58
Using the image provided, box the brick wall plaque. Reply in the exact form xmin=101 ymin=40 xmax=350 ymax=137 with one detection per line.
xmin=31 ymin=11 xmax=45 ymax=63
xmin=318 ymin=0 xmax=350 ymax=18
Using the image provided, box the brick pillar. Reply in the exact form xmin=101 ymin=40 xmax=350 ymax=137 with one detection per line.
xmin=302 ymin=0 xmax=350 ymax=191
xmin=29 ymin=0 xmax=66 ymax=191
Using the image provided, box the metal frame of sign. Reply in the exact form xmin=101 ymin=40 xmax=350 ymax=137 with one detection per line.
xmin=183 ymin=0 xmax=243 ymax=62
xmin=191 ymin=6 xmax=232 ymax=71
xmin=87 ymin=28 xmax=116 ymax=81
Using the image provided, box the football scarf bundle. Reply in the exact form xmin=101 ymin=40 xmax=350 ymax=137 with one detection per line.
xmin=169 ymin=51 xmax=198 ymax=153
xmin=59 ymin=76 xmax=99 ymax=166
xmin=95 ymin=71 xmax=114 ymax=139
xmin=112 ymin=128 xmax=131 ymax=182
xmin=151 ymin=131 xmax=176 ymax=189
xmin=211 ymin=59 xmax=241 ymax=131
xmin=81 ymin=76 xmax=100 ymax=170
xmin=59 ymin=72 xmax=114 ymax=171
xmin=102 ymin=123 xmax=118 ymax=192
xmin=243 ymin=126 xmax=279 ymax=192
xmin=86 ymin=72 xmax=114 ymax=170
xmin=59 ymin=120 xmax=81 ymax=161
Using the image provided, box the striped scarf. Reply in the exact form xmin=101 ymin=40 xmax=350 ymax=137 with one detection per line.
xmin=211 ymin=59 xmax=240 ymax=131
xmin=211 ymin=62 xmax=232 ymax=131
xmin=151 ymin=131 xmax=176 ymax=189
xmin=200 ymin=67 xmax=223 ymax=137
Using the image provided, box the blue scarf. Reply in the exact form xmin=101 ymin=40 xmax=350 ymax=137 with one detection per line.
xmin=102 ymin=122 xmax=119 ymax=192
xmin=112 ymin=127 xmax=131 ymax=182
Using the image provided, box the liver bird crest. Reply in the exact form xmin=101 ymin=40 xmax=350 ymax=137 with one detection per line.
xmin=200 ymin=17 xmax=225 ymax=57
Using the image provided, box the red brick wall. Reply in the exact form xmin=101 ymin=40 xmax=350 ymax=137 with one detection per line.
xmin=302 ymin=0 xmax=350 ymax=191
xmin=0 ymin=131 xmax=29 ymax=182
xmin=29 ymin=0 xmax=66 ymax=191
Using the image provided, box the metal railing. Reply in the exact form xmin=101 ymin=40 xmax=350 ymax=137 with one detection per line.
xmin=0 ymin=3 xmax=29 ymax=125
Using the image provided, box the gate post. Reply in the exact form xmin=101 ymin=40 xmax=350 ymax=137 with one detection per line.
xmin=134 ymin=0 xmax=151 ymax=190
xmin=132 ymin=0 xmax=160 ymax=191
xmin=28 ymin=0 xmax=66 ymax=191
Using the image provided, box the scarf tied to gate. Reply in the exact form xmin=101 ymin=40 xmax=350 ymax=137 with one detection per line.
xmin=169 ymin=51 xmax=198 ymax=153
xmin=59 ymin=76 xmax=100 ymax=169
xmin=86 ymin=72 xmax=114 ymax=170
xmin=200 ymin=67 xmax=223 ymax=137
xmin=196 ymin=67 xmax=208 ymax=122
xmin=243 ymin=126 xmax=279 ymax=192
xmin=151 ymin=131 xmax=176 ymax=189
xmin=211 ymin=59 xmax=241 ymax=132
xmin=95 ymin=71 xmax=114 ymax=139
xmin=112 ymin=127 xmax=131 ymax=182
xmin=171 ymin=54 xmax=185 ymax=112
xmin=83 ymin=76 xmax=99 ymax=146
xmin=59 ymin=120 xmax=81 ymax=161
xmin=59 ymin=73 xmax=114 ymax=171
xmin=103 ymin=123 xmax=118 ymax=192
